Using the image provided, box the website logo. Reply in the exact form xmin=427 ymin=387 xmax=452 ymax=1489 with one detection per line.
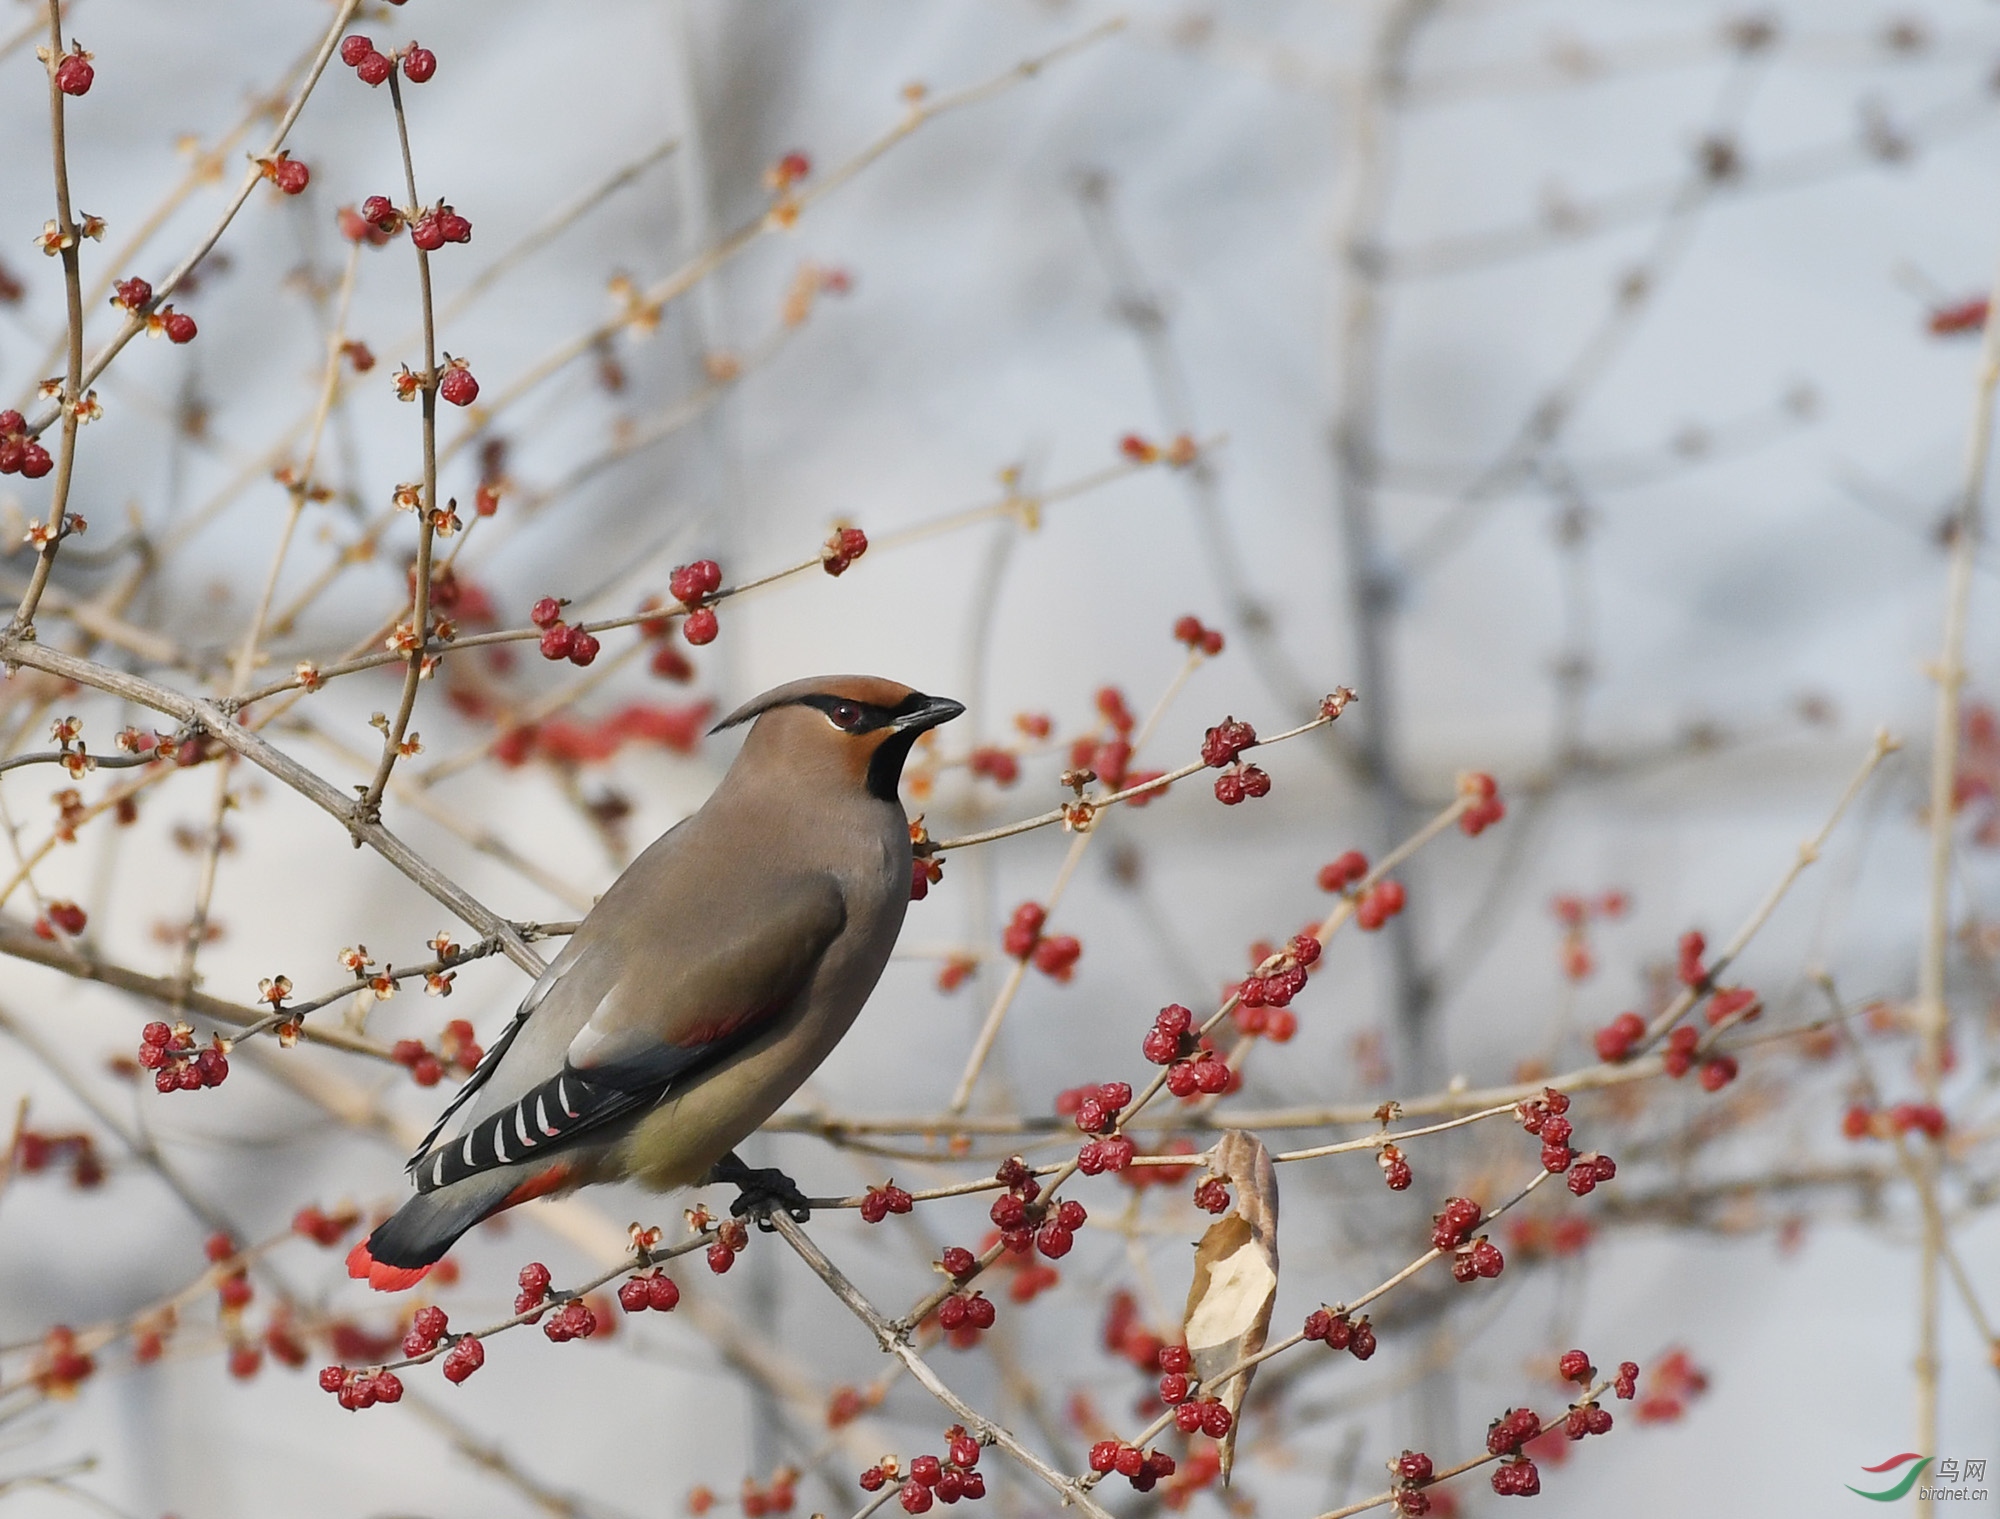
xmin=1847 ymin=1454 xmax=1929 ymax=1502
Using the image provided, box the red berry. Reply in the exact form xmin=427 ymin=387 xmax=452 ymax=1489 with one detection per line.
xmin=55 ymin=54 xmax=93 ymax=95
xmin=647 ymin=1273 xmax=680 ymax=1311
xmin=1113 ymin=1445 xmax=1144 ymax=1479
xmin=965 ymin=1295 xmax=995 ymax=1329
xmin=1034 ymin=1222 xmax=1073 ymax=1259
xmin=439 ymin=366 xmax=479 ymax=407
xmin=669 ymin=560 xmax=723 ymax=603
xmin=356 ymin=50 xmax=392 ymax=85
xmin=1470 ymin=1239 xmax=1504 ymax=1277
xmin=910 ymin=1456 xmax=942 ymax=1488
xmin=318 ymin=1365 xmax=347 ymax=1393
xmin=1158 ymin=1372 xmax=1190 ymax=1403
xmin=707 ymin=1242 xmax=735 ymax=1274
xmin=539 ymin=624 xmax=574 ymax=660
xmin=402 ymin=46 xmax=437 ymax=83
xmin=1174 ymin=1402 xmax=1204 ymax=1433
xmin=340 ymin=35 xmax=375 ymax=66
xmin=940 ymin=1247 xmax=976 ymax=1279
xmin=441 ymin=1336 xmax=484 ymax=1382
xmin=1398 ymin=1450 xmax=1434 ymax=1484
xmin=274 ymin=158 xmax=310 ymax=195
xmin=410 ymin=215 xmax=446 ymax=252
xmin=163 ymin=312 xmax=197 ymax=344
xmin=1560 ymin=1348 xmax=1593 ymax=1382
xmin=937 ymin=1295 xmax=969 ymax=1331
xmin=859 ymin=1469 xmax=886 ymax=1493
xmin=683 ymin=607 xmax=719 ymax=645
xmin=1088 ymin=1442 xmax=1120 ymax=1474
xmin=1615 ymin=1361 xmax=1640 ymax=1399
xmin=1199 ymin=1400 xmax=1232 ymax=1437
xmin=567 ymin=629 xmax=601 ymax=666
xmin=619 ymin=1278 xmax=650 ymax=1313
xmin=362 ymin=195 xmax=400 ymax=231
xmin=1213 ymin=771 xmax=1245 ymax=805
xmin=530 ymin=596 xmax=563 ymax=629
xmin=1698 ymin=1054 xmax=1738 ymax=1092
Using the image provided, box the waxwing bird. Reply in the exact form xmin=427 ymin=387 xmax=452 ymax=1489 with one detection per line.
xmin=348 ymin=676 xmax=964 ymax=1290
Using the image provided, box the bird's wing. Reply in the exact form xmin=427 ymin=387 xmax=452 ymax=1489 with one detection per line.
xmin=411 ymin=873 xmax=846 ymax=1194
xmin=403 ymin=934 xmax=587 ymax=1174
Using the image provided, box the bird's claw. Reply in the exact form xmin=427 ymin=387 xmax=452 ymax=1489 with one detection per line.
xmin=709 ymin=1160 xmax=812 ymax=1230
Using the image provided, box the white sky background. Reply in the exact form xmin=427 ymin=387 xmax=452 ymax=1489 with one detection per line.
xmin=0 ymin=1 xmax=1997 ymax=1514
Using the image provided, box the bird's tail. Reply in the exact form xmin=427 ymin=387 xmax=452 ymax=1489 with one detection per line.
xmin=349 ymin=1159 xmax=578 ymax=1291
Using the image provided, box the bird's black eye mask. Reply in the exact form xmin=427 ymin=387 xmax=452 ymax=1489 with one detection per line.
xmin=791 ymin=692 xmax=933 ymax=734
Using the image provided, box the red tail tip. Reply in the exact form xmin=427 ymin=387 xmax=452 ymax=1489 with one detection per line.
xmin=346 ymin=1236 xmax=434 ymax=1293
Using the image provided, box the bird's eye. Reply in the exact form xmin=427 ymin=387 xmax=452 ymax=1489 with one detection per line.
xmin=828 ymin=703 xmax=863 ymax=731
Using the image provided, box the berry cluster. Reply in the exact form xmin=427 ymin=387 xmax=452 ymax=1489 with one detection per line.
xmin=1143 ymin=1005 xmax=1233 ymax=1097
xmin=1592 ymin=1010 xmax=1647 ymax=1062
xmin=442 ymin=1334 xmax=485 ymax=1382
xmin=1658 ymin=1023 xmax=1737 ymax=1090
xmin=617 ymin=1270 xmax=682 ymax=1312
xmin=1201 ymin=717 xmax=1268 ymax=804
xmin=1449 ymin=1237 xmax=1505 ymax=1284
xmin=1517 ymin=1088 xmax=1619 ymax=1191
xmin=1155 ymin=1342 xmax=1194 ymax=1403
xmin=1676 ymin=929 xmax=1708 ymax=987
xmin=871 ymin=1428 xmax=987 ymax=1511
xmin=529 ymin=595 xmax=602 ymax=666
xmin=1090 ymin=1438 xmax=1181 ymax=1491
xmin=935 ymin=1291 xmax=997 ymax=1336
xmin=1318 ymin=849 xmax=1369 ymax=893
xmin=968 ymin=746 xmax=1020 ymax=786
xmin=1238 ymin=933 xmax=1320 ymax=1011
xmin=1458 ymin=771 xmax=1506 ymax=835
xmin=861 ymin=1181 xmax=915 ymax=1223
xmin=339 ymin=34 xmax=429 ymax=87
xmin=1614 ymin=1360 xmax=1640 ymax=1399
xmin=389 ymin=1021 xmax=481 ymax=1087
xmin=515 ymin=1261 xmax=554 ymax=1316
xmin=319 ymin=1364 xmax=403 ymax=1409
xmin=1061 ymin=1086 xmax=1135 ymax=1174
xmin=13 ymin=1129 xmax=103 ymax=1188
xmin=409 ymin=203 xmax=473 ymax=251
xmin=669 ymin=559 xmax=724 ymax=644
xmin=1392 ymin=1451 xmax=1435 ymax=1516
xmin=1302 ymin=1307 xmax=1378 ymax=1359
xmin=1843 ymin=1102 xmax=1947 ymax=1139
xmin=542 ymin=1299 xmax=599 ymax=1343
xmin=1704 ymin=985 xmax=1761 ymax=1028
xmin=36 ymin=899 xmax=87 ymax=938
xmin=821 ymin=525 xmax=869 ymax=576
xmin=1172 ymin=613 xmax=1225 ymax=656
xmin=707 ymin=1218 xmax=750 ymax=1274
xmin=138 ymin=1021 xmax=228 ymax=1092
xmin=1001 ymin=901 xmax=1082 ymax=981
xmin=1355 ymin=878 xmax=1407 ymax=931
xmin=0 ymin=410 xmax=53 ymax=478
xmin=400 ymin=1304 xmax=451 ymax=1359
xmin=1486 ymin=1408 xmax=1543 ymax=1495
xmin=1431 ymin=1195 xmax=1483 ymax=1252
xmin=207 ymin=1233 xmax=253 ymax=1313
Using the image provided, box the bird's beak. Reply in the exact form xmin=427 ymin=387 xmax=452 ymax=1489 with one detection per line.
xmin=892 ymin=693 xmax=966 ymax=734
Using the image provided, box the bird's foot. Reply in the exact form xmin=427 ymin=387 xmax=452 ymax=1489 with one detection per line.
xmin=706 ymin=1157 xmax=811 ymax=1230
